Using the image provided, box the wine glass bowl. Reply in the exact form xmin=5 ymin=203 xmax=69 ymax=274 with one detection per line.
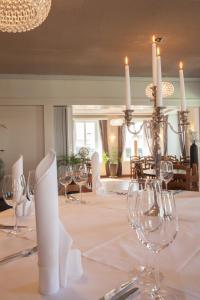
xmin=135 ymin=189 xmax=178 ymax=299
xmin=2 ymin=174 xmax=27 ymax=235
xmin=27 ymin=170 xmax=36 ymax=201
xmin=127 ymin=179 xmax=157 ymax=289
xmin=58 ymin=165 xmax=73 ymax=200
xmin=160 ymin=161 xmax=174 ymax=190
xmin=72 ymin=164 xmax=88 ymax=204
xmin=127 ymin=179 xmax=144 ymax=229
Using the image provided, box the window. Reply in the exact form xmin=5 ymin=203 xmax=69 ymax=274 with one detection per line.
xmin=74 ymin=120 xmax=102 ymax=158
xmin=124 ymin=121 xmax=151 ymax=160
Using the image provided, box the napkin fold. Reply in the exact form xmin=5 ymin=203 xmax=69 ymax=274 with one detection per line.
xmin=35 ymin=150 xmax=83 ymax=295
xmin=12 ymin=155 xmax=31 ymax=217
xmin=91 ymin=152 xmax=103 ymax=194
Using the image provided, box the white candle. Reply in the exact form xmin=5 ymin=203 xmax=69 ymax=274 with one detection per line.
xmin=152 ymin=35 xmax=157 ymax=86
xmin=179 ymin=61 xmax=187 ymax=111
xmin=156 ymin=47 xmax=163 ymax=107
xmin=125 ymin=56 xmax=131 ymax=110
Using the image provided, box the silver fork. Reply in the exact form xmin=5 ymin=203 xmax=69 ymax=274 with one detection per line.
xmin=0 ymin=245 xmax=38 ymax=265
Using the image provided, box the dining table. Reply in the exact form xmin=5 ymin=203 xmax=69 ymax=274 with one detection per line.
xmin=0 ymin=185 xmax=200 ymax=300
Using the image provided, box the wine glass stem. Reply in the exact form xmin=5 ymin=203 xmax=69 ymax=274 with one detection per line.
xmin=153 ymin=252 xmax=160 ymax=295
xmin=14 ymin=204 xmax=18 ymax=232
xmin=80 ymin=185 xmax=82 ymax=202
xmin=64 ymin=185 xmax=67 ymax=197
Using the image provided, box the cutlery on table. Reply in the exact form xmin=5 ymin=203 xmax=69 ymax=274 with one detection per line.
xmin=0 ymin=245 xmax=38 ymax=265
xmin=100 ymin=278 xmax=139 ymax=300
xmin=116 ymin=192 xmax=127 ymax=196
xmin=0 ymin=224 xmax=28 ymax=230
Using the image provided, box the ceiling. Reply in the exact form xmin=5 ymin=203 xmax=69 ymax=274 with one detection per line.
xmin=0 ymin=0 xmax=200 ymax=77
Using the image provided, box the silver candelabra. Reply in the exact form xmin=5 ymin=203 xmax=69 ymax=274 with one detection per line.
xmin=123 ymin=86 xmax=189 ymax=178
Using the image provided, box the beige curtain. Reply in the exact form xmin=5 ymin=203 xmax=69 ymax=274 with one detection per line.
xmin=54 ymin=106 xmax=73 ymax=157
xmin=99 ymin=120 xmax=110 ymax=176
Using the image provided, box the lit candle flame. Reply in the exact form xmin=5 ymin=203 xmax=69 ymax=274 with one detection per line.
xmin=179 ymin=61 xmax=183 ymax=69
xmin=125 ymin=56 xmax=129 ymax=65
xmin=157 ymin=47 xmax=160 ymax=56
xmin=152 ymin=35 xmax=155 ymax=43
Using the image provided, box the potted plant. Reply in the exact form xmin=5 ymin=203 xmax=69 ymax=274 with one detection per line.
xmin=109 ymin=150 xmax=119 ymax=177
xmin=57 ymin=153 xmax=82 ymax=168
xmin=102 ymin=151 xmax=119 ymax=177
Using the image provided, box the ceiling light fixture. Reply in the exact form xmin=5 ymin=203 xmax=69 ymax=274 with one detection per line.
xmin=0 ymin=0 xmax=51 ymax=33
xmin=145 ymin=81 xmax=174 ymax=99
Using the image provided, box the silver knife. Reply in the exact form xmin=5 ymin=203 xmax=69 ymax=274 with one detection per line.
xmin=100 ymin=278 xmax=139 ymax=300
xmin=0 ymin=224 xmax=28 ymax=229
xmin=0 ymin=245 xmax=38 ymax=265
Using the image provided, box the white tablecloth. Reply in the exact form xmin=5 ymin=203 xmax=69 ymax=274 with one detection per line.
xmin=0 ymin=190 xmax=200 ymax=300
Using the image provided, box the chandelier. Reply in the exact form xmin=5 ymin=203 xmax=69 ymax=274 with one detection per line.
xmin=0 ymin=0 xmax=51 ymax=33
xmin=145 ymin=81 xmax=174 ymax=99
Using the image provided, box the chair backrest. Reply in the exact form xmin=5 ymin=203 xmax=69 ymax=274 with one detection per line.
xmin=166 ymin=155 xmax=179 ymax=162
xmin=130 ymin=156 xmax=140 ymax=179
xmin=180 ymin=156 xmax=190 ymax=164
xmin=168 ymin=163 xmax=199 ymax=191
xmin=144 ymin=156 xmax=155 ymax=170
xmin=130 ymin=156 xmax=140 ymax=162
xmin=190 ymin=163 xmax=199 ymax=191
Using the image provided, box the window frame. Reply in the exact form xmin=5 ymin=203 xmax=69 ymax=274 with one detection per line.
xmin=73 ymin=118 xmax=102 ymax=158
xmin=123 ymin=118 xmax=151 ymax=161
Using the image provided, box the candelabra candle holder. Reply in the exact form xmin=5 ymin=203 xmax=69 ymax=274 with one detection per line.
xmin=179 ymin=110 xmax=190 ymax=126
xmin=123 ymin=109 xmax=134 ymax=127
xmin=179 ymin=110 xmax=190 ymax=158
xmin=149 ymin=86 xmax=165 ymax=177
xmin=123 ymin=85 xmax=190 ymax=179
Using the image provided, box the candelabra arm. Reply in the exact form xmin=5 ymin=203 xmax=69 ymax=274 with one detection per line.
xmin=127 ymin=121 xmax=146 ymax=135
xmin=166 ymin=122 xmax=182 ymax=135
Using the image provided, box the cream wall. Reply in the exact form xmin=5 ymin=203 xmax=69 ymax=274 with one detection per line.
xmin=0 ymin=75 xmax=199 ymax=107
xmin=0 ymin=106 xmax=44 ymax=176
xmin=0 ymin=75 xmax=199 ymax=177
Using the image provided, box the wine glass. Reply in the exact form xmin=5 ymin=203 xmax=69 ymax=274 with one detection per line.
xmin=27 ymin=170 xmax=35 ymax=201
xmin=73 ymin=164 xmax=88 ymax=204
xmin=127 ymin=179 xmax=158 ymax=288
xmin=127 ymin=179 xmax=145 ymax=229
xmin=26 ymin=170 xmax=36 ymax=218
xmin=2 ymin=174 xmax=26 ymax=235
xmin=135 ymin=189 xmax=178 ymax=299
xmin=58 ymin=165 xmax=73 ymax=202
xmin=160 ymin=161 xmax=174 ymax=190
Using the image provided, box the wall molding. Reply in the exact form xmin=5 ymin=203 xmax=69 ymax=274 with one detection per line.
xmin=0 ymin=75 xmax=199 ymax=106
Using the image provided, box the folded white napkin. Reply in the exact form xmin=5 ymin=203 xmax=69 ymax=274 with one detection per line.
xmin=91 ymin=152 xmax=103 ymax=194
xmin=35 ymin=150 xmax=83 ymax=295
xmin=12 ymin=155 xmax=31 ymax=217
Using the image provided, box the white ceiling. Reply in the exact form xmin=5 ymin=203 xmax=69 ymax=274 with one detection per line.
xmin=0 ymin=0 xmax=200 ymax=77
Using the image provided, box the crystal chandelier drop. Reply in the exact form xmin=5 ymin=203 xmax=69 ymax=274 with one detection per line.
xmin=145 ymin=81 xmax=174 ymax=99
xmin=0 ymin=0 xmax=51 ymax=33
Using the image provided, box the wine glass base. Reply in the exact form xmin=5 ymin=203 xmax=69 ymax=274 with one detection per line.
xmin=2 ymin=226 xmax=33 ymax=237
xmin=131 ymin=287 xmax=178 ymax=300
xmin=138 ymin=266 xmax=163 ymax=289
xmin=65 ymin=194 xmax=87 ymax=205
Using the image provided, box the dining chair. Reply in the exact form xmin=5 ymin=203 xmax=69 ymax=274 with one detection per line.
xmin=130 ymin=156 xmax=140 ymax=179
